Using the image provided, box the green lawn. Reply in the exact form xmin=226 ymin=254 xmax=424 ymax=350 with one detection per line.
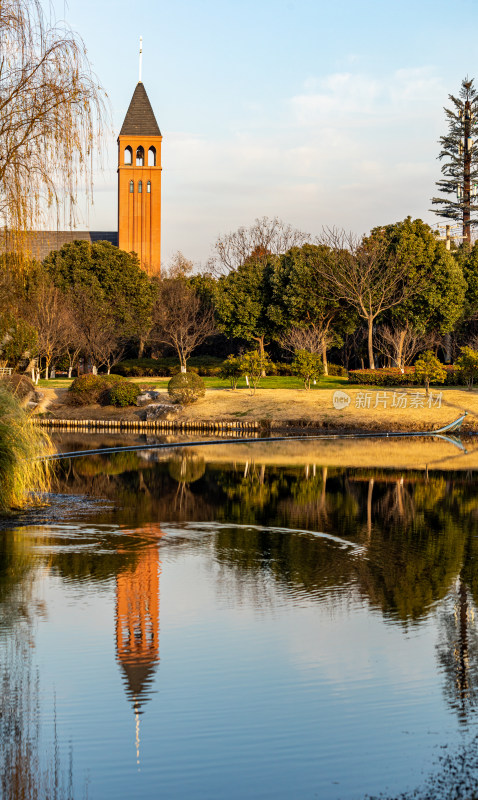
xmin=38 ymin=378 xmax=73 ymax=389
xmin=132 ymin=375 xmax=349 ymax=391
xmin=38 ymin=375 xmax=349 ymax=391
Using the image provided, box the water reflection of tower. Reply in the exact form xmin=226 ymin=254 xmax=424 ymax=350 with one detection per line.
xmin=115 ymin=526 xmax=164 ymax=764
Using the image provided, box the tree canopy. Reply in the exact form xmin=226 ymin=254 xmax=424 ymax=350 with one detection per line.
xmin=43 ymin=240 xmax=156 ymax=340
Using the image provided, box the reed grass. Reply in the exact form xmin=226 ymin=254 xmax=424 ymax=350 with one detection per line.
xmin=0 ymin=388 xmax=52 ymax=511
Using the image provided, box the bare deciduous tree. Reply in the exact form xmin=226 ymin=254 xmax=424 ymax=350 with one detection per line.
xmin=211 ymin=216 xmax=310 ymax=275
xmin=165 ymin=251 xmax=195 ymax=279
xmin=151 ymin=279 xmax=215 ymax=371
xmin=280 ymin=323 xmax=332 ymax=357
xmin=318 ymin=229 xmax=417 ymax=369
xmin=375 ymin=324 xmax=440 ymax=368
xmin=73 ymin=288 xmax=122 ymax=374
xmin=0 ymin=0 xmax=107 ymax=237
xmin=28 ymin=282 xmax=71 ymax=378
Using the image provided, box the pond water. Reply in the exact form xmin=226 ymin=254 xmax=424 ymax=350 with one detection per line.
xmin=2 ymin=434 xmax=478 ymax=799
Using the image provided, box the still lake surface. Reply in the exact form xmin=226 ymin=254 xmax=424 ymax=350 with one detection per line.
xmin=2 ymin=433 xmax=478 ymax=799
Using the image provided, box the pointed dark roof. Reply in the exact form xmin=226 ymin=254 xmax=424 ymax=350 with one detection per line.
xmin=120 ymin=82 xmax=161 ymax=137
xmin=119 ymin=657 xmax=158 ymax=707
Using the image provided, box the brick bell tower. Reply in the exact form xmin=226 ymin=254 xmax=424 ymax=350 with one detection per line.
xmin=118 ymin=76 xmax=162 ymax=276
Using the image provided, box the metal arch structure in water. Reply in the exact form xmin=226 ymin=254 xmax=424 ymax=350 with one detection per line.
xmin=42 ymin=426 xmax=471 ymax=462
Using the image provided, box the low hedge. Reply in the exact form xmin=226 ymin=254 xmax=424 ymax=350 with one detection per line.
xmin=112 ymin=356 xmax=223 ymax=377
xmin=112 ymin=357 xmax=349 ymax=379
xmin=270 ymin=361 xmax=347 ymax=377
xmin=327 ymin=363 xmax=348 ymax=377
xmin=347 ymin=365 xmax=461 ymax=387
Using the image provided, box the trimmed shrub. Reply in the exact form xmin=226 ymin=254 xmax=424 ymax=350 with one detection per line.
xmin=272 ymin=362 xmax=294 ymax=376
xmin=327 ymin=363 xmax=348 ymax=377
xmin=268 ymin=361 xmax=347 ymax=378
xmin=68 ymin=374 xmax=125 ymax=406
xmin=168 ymin=454 xmax=206 ymax=483
xmin=168 ymin=372 xmax=206 ymax=405
xmin=108 ymin=381 xmax=141 ymax=407
xmin=348 ymin=368 xmax=417 ymax=386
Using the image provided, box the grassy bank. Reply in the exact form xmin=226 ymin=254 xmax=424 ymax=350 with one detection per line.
xmin=36 ymin=379 xmax=478 ymax=433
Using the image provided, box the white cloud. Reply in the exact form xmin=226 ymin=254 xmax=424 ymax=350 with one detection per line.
xmin=291 ymin=68 xmax=444 ymax=125
xmin=85 ymin=67 xmax=449 ymax=263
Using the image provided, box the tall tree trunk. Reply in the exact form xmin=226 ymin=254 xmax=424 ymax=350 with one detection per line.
xmin=254 ymin=335 xmax=267 ymax=377
xmin=322 ymin=339 xmax=328 ymax=376
xmin=179 ymin=348 xmax=187 ymax=373
xmin=367 ymin=317 xmax=375 ymax=369
xmin=396 ymin=329 xmax=407 ymax=369
xmin=464 ymin=99 xmax=472 ymax=243
xmin=444 ymin=333 xmax=452 ymax=364
xmin=366 ymin=478 xmax=374 ymax=542
xmin=457 ymin=578 xmax=470 ymax=718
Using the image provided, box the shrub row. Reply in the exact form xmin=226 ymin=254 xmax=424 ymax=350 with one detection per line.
xmin=112 ymin=356 xmax=223 ymax=378
xmin=347 ymin=365 xmax=461 ymax=387
xmin=111 ymin=357 xmax=348 ymax=379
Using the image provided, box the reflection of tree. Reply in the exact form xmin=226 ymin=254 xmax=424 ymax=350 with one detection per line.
xmin=49 ymin=528 xmax=141 ymax=585
xmin=436 ymin=579 xmax=478 ymax=722
xmin=0 ymin=531 xmax=81 ymax=799
xmin=168 ymin=453 xmax=206 ymax=514
xmin=0 ymin=530 xmax=37 ymax=627
xmin=54 ymin=451 xmax=478 ymax=628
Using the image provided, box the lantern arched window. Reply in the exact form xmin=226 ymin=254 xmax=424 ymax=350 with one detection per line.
xmin=136 ymin=146 xmax=144 ymax=166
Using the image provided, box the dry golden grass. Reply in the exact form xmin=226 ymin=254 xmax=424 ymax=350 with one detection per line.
xmin=174 ymin=386 xmax=478 ymax=432
xmin=39 ymin=385 xmax=478 ymax=433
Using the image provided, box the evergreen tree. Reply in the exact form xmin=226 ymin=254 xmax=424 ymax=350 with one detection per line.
xmin=431 ymin=78 xmax=478 ymax=242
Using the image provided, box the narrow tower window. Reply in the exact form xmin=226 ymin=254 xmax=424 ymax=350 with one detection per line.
xmin=138 ymin=180 xmax=143 ymax=193
xmin=136 ymin=146 xmax=144 ymax=166
xmin=148 ymin=146 xmax=156 ymax=167
xmin=124 ymin=146 xmax=133 ymax=165
xmin=147 ymin=181 xmax=151 ymax=193
xmin=129 ymin=180 xmax=134 ymax=193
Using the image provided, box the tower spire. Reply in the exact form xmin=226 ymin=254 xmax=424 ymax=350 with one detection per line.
xmin=139 ymin=36 xmax=143 ymax=83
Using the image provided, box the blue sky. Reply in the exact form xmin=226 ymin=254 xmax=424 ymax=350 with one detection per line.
xmin=52 ymin=0 xmax=478 ymax=265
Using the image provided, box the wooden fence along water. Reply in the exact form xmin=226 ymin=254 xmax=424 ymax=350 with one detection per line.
xmin=36 ymin=418 xmax=260 ymax=435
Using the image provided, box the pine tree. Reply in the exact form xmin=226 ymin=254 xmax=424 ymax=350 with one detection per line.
xmin=431 ymin=78 xmax=478 ymax=242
